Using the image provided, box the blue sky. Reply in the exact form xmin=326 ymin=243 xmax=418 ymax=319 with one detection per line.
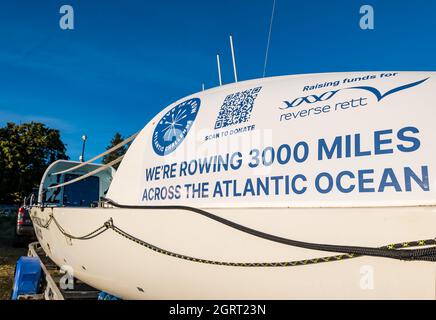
xmin=0 ymin=0 xmax=435 ymax=160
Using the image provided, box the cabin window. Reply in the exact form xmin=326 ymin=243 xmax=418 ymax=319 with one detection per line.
xmin=62 ymin=174 xmax=100 ymax=207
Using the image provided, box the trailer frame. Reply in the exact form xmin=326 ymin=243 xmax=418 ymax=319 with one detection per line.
xmin=23 ymin=241 xmax=100 ymax=300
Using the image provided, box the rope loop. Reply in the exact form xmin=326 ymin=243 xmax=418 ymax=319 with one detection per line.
xmin=104 ymin=218 xmax=114 ymax=229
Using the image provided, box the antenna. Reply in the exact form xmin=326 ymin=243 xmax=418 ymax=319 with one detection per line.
xmin=216 ymin=53 xmax=223 ymax=86
xmin=229 ymin=35 xmax=238 ymax=82
xmin=202 ymin=83 xmax=205 ymax=91
xmin=263 ymin=0 xmax=276 ymax=77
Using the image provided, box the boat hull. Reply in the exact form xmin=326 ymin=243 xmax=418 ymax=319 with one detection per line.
xmin=30 ymin=205 xmax=436 ymax=299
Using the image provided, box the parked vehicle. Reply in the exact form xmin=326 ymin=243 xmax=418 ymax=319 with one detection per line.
xmin=13 ymin=192 xmax=37 ymax=247
xmin=0 ymin=205 xmax=19 ymax=217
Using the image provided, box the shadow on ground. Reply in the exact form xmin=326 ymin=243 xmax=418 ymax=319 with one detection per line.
xmin=0 ymin=216 xmax=27 ymax=300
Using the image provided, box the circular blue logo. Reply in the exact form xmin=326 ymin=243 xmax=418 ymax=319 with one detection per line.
xmin=152 ymin=98 xmax=201 ymax=156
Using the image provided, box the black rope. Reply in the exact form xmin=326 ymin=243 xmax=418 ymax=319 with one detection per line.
xmin=32 ymin=206 xmax=436 ymax=267
xmin=103 ymin=198 xmax=436 ymax=262
xmin=34 ymin=214 xmax=110 ymax=240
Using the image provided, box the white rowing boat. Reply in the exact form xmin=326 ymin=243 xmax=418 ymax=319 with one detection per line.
xmin=31 ymin=71 xmax=436 ymax=299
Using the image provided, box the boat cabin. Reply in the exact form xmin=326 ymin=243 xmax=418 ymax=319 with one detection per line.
xmin=38 ymin=160 xmax=115 ymax=207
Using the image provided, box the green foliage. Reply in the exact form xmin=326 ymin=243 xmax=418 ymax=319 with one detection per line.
xmin=0 ymin=122 xmax=68 ymax=204
xmin=102 ymin=132 xmax=129 ymax=170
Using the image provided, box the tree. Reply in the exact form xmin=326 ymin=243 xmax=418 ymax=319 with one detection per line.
xmin=102 ymin=132 xmax=129 ymax=170
xmin=0 ymin=122 xmax=68 ymax=204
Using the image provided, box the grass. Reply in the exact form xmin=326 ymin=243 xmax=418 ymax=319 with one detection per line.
xmin=0 ymin=216 xmax=27 ymax=300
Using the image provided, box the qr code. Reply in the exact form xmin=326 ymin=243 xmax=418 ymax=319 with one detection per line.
xmin=214 ymin=86 xmax=262 ymax=129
